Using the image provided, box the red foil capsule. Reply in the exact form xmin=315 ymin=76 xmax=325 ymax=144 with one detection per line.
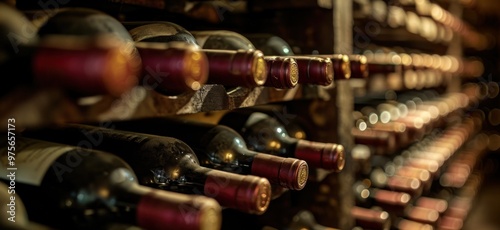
xmin=438 ymin=216 xmax=463 ymax=230
xmin=352 ymin=128 xmax=397 ymax=154
xmin=329 ymin=54 xmax=351 ymax=80
xmin=349 ymin=54 xmax=369 ymax=79
xmin=33 ymin=36 xmax=141 ymax=96
xmin=415 ymin=197 xmax=448 ymax=214
xmin=203 ymin=49 xmax=268 ymax=87
xmin=136 ymin=42 xmax=209 ymax=95
xmin=386 ymin=175 xmax=422 ymax=196
xmin=291 ymin=56 xmax=333 ymax=85
xmin=294 ymin=140 xmax=345 ymax=171
xmin=394 ymin=218 xmax=434 ymax=230
xmin=263 ymin=56 xmax=299 ymax=88
xmin=405 ymin=206 xmax=440 ymax=225
xmin=204 ymin=171 xmax=271 ymax=214
xmin=251 ymin=154 xmax=308 ymax=190
xmin=137 ymin=190 xmax=222 ymax=230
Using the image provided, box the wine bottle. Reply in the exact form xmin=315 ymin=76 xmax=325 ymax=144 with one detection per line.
xmin=127 ymin=22 xmax=268 ymax=88
xmin=245 ymin=33 xmax=334 ymax=86
xmin=133 ymin=41 xmax=209 ymax=95
xmin=369 ymin=168 xmax=423 ymax=196
xmin=351 ymin=127 xmax=397 ymax=155
xmin=82 ymin=118 xmax=309 ymax=190
xmin=354 ymin=181 xmax=412 ymax=214
xmin=316 ymin=54 xmax=351 ymax=80
xmin=354 ymin=180 xmax=440 ymax=225
xmin=262 ymin=56 xmax=299 ymax=88
xmin=348 ymin=55 xmax=369 ymax=79
xmin=0 ymin=35 xmax=141 ymax=96
xmin=355 ymin=103 xmax=426 ymax=143
xmin=36 ymin=8 xmax=210 ymax=96
xmin=217 ymin=110 xmax=345 ymax=171
xmin=351 ymin=206 xmax=391 ymax=230
xmin=0 ymin=137 xmax=222 ymax=230
xmin=191 ymin=30 xmax=298 ymax=89
xmin=392 ymin=218 xmax=433 ymax=230
xmin=0 ymin=5 xmax=140 ymax=97
xmin=384 ymin=163 xmax=433 ymax=191
xmin=244 ymin=33 xmax=295 ymax=56
xmin=22 ymin=124 xmax=272 ymax=214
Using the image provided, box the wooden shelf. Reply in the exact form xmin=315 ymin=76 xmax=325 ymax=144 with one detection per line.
xmin=0 ymin=84 xmax=330 ymax=131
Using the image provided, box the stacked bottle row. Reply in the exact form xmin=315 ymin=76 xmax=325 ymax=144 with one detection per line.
xmin=0 ymin=107 xmax=346 ymax=230
xmin=352 ymin=90 xmax=471 ymax=155
xmin=348 ymin=87 xmax=488 ymax=229
xmin=354 ymin=0 xmax=489 ymax=50
xmin=354 ymin=0 xmax=455 ymax=44
xmin=362 ymin=51 xmax=465 ymax=92
xmin=0 ymin=4 xmax=362 ymax=100
xmin=1 ymin=4 xmax=478 ymax=101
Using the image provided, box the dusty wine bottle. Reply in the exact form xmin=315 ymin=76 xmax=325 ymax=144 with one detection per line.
xmin=0 ymin=137 xmax=222 ymax=230
xmin=36 ymin=8 xmax=209 ymax=96
xmin=217 ymin=110 xmax=345 ymax=171
xmin=22 ymin=124 xmax=272 ymax=214
xmin=0 ymin=5 xmax=140 ymax=96
xmin=84 ymin=117 xmax=309 ymax=191
xmin=128 ymin=23 xmax=268 ymax=88
xmin=1 ymin=35 xmax=141 ymax=96
xmin=128 ymin=21 xmax=266 ymax=87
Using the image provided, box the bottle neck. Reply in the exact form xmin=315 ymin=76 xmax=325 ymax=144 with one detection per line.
xmin=199 ymin=126 xmax=308 ymax=190
xmin=220 ymin=111 xmax=298 ymax=157
xmin=239 ymin=114 xmax=345 ymax=171
xmin=190 ymin=167 xmax=271 ymax=215
xmin=201 ymin=49 xmax=267 ymax=87
xmin=198 ymin=125 xmax=258 ymax=174
xmin=128 ymin=182 xmax=223 ymax=230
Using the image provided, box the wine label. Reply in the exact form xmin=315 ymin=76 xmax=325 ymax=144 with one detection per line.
xmin=0 ymin=138 xmax=73 ymax=186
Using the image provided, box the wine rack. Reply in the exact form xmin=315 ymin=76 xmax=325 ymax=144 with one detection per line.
xmin=0 ymin=83 xmax=331 ymax=131
xmin=1 ymin=0 xmax=499 ymax=230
